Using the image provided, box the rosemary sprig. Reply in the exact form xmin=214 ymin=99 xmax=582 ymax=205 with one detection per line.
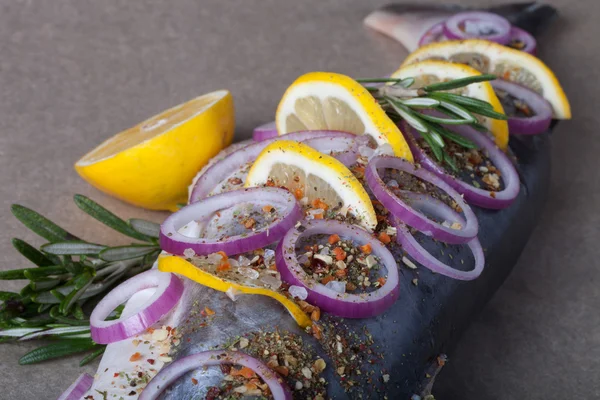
xmin=361 ymin=74 xmax=508 ymax=171
xmin=0 ymin=195 xmax=160 ymax=364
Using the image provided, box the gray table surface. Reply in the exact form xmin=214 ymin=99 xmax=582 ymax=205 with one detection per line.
xmin=0 ymin=0 xmax=597 ymax=399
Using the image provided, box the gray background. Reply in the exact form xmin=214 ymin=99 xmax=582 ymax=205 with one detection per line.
xmin=0 ymin=0 xmax=597 ymax=399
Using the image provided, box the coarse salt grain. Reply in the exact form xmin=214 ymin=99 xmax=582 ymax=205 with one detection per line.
xmin=183 ymin=248 xmax=196 ymax=258
xmin=289 ymin=285 xmax=308 ymax=300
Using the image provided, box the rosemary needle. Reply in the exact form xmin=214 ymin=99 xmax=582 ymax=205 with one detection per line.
xmin=0 ymin=195 xmax=160 ymax=364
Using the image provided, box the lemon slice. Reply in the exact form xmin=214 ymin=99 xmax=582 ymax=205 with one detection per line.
xmin=390 ymin=60 xmax=509 ymax=150
xmin=245 ymin=140 xmax=377 ymax=231
xmin=401 ymin=39 xmax=570 ymax=119
xmin=275 ymin=71 xmax=413 ymax=161
xmin=158 ymin=254 xmax=312 ymax=328
xmin=75 ymin=91 xmax=235 ymax=211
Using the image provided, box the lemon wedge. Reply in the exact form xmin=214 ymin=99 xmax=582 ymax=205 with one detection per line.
xmin=75 ymin=91 xmax=235 ymax=211
xmin=158 ymin=254 xmax=312 ymax=328
xmin=390 ymin=60 xmax=509 ymax=149
xmin=245 ymin=140 xmax=377 ymax=231
xmin=275 ymin=71 xmax=413 ymax=161
xmin=401 ymin=39 xmax=570 ymax=119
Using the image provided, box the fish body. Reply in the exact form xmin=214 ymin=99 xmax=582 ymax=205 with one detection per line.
xmin=86 ymin=3 xmax=558 ymax=399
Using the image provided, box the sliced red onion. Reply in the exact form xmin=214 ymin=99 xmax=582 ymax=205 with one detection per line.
xmin=275 ymin=219 xmax=400 ymax=318
xmin=443 ymin=12 xmax=511 ymax=44
xmin=390 ymin=194 xmax=484 ymax=280
xmin=508 ymin=26 xmax=537 ymax=54
xmin=365 ymin=155 xmax=478 ymax=244
xmin=491 ymin=79 xmax=552 ymax=135
xmin=57 ymin=373 xmax=94 ymax=400
xmin=253 ymin=121 xmax=278 ymax=141
xmin=162 ymin=187 xmax=302 ymax=256
xmin=90 ymin=270 xmax=183 ymax=344
xmin=418 ymin=21 xmax=446 ymax=47
xmin=188 ymin=140 xmax=254 ymax=200
xmin=139 ymin=350 xmax=292 ymax=400
xmin=189 ymin=131 xmax=355 ymax=202
xmin=401 ymin=121 xmax=520 ymax=209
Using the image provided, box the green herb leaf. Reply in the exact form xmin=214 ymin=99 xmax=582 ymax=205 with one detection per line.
xmin=59 ymin=272 xmax=94 ymax=315
xmin=62 ymin=259 xmax=85 ymax=275
xmin=470 ymin=121 xmax=489 ymax=132
xmin=72 ymin=303 xmax=85 ymax=320
xmin=0 ymin=269 xmax=27 ymax=280
xmin=423 ymin=74 xmax=497 ymax=92
xmin=19 ymin=326 xmax=91 ymax=341
xmin=0 ymin=327 xmax=46 ymax=337
xmin=41 ymin=242 xmax=106 ymax=256
xmin=34 ymin=277 xmax=117 ymax=304
xmin=0 ymin=291 xmax=19 ymax=301
xmin=427 ymin=92 xmax=494 ymax=110
xmin=401 ymin=98 xmax=441 ymax=108
xmin=128 ymin=219 xmax=161 ymax=238
xmin=20 ymin=285 xmax=34 ymax=298
xmin=398 ymin=77 xmax=415 ymax=88
xmin=29 ymin=278 xmax=61 ymax=292
xmin=18 ymin=338 xmax=96 ymax=365
xmin=421 ymin=132 xmax=444 ymax=162
xmin=37 ymin=304 xmax=51 ymax=314
xmin=18 ymin=317 xmax=55 ymax=328
xmin=11 ymin=238 xmax=55 ymax=267
xmin=429 ymin=131 xmax=445 ymax=148
xmin=418 ymin=112 xmax=474 ymax=125
xmin=80 ymin=346 xmax=106 ymax=366
xmin=73 ymin=195 xmax=153 ymax=242
xmin=385 ymin=97 xmax=428 ymax=133
xmin=99 ymin=245 xmax=158 ymax=262
xmin=49 ymin=289 xmax=66 ymax=302
xmin=438 ymin=101 xmax=477 ymax=123
xmin=49 ymin=306 xmax=90 ymax=326
xmin=23 ymin=266 xmax=68 ymax=280
xmin=355 ymin=77 xmax=407 ymax=83
xmin=462 ymin=104 xmax=509 ymax=120
xmin=427 ymin=123 xmax=477 ymax=149
xmin=10 ymin=205 xmax=79 ymax=243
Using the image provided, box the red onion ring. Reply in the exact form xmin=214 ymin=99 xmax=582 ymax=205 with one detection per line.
xmin=253 ymin=121 xmax=278 ymax=141
xmin=508 ymin=26 xmax=537 ymax=54
xmin=418 ymin=21 xmax=446 ymax=47
xmin=491 ymin=79 xmax=552 ymax=135
xmin=365 ymin=155 xmax=478 ymax=244
xmin=390 ymin=194 xmax=484 ymax=281
xmin=189 ymin=131 xmax=356 ymax=202
xmin=401 ymin=120 xmax=520 ymax=209
xmin=57 ymin=373 xmax=94 ymax=400
xmin=90 ymin=270 xmax=183 ymax=344
xmin=275 ymin=219 xmax=400 ymax=318
xmin=443 ymin=11 xmax=511 ymax=44
xmin=162 ymin=187 xmax=302 ymax=256
xmin=139 ymin=350 xmax=292 ymax=400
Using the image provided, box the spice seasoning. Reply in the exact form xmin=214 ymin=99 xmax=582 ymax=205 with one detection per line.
xmin=417 ymin=138 xmax=504 ymax=192
xmin=226 ymin=330 xmax=328 ymax=400
xmin=314 ymin=317 xmax=388 ymax=397
xmin=297 ymin=234 xmax=386 ymax=294
xmin=187 ymin=247 xmax=282 ymax=291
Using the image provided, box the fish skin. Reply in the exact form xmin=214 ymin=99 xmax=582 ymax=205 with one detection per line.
xmin=364 ymin=2 xmax=558 ymax=52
